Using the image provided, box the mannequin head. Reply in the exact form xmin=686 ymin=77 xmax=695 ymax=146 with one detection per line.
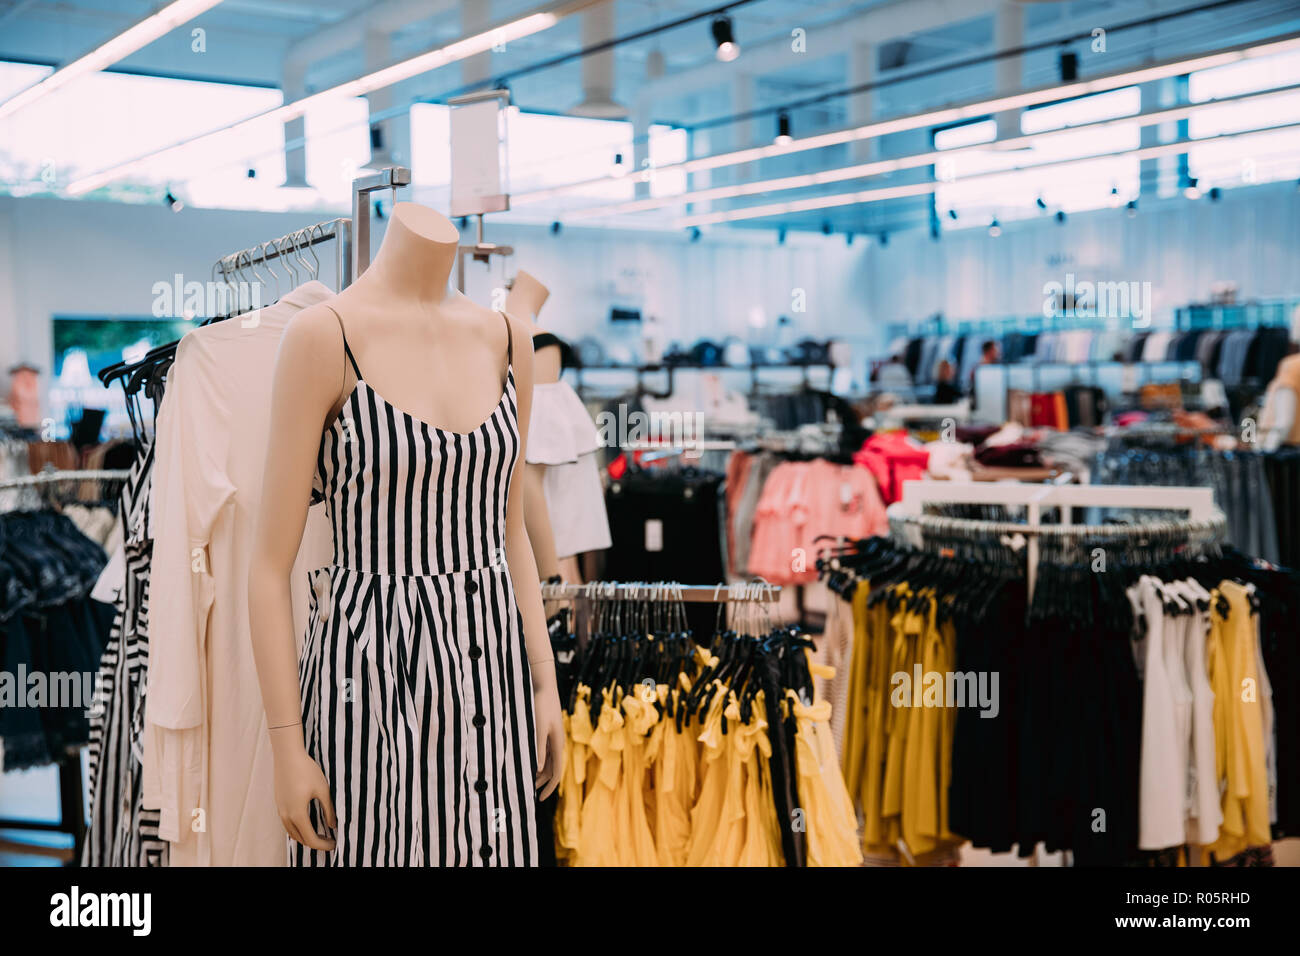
xmin=505 ymin=269 xmax=550 ymax=323
xmin=364 ymin=201 xmax=460 ymax=300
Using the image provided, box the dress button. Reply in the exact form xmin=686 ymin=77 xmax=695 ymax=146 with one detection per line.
xmin=473 ymin=714 xmax=486 ymax=729
xmin=475 ymin=779 xmax=488 ymax=794
xmin=465 ymin=578 xmax=479 ymax=595
xmin=480 ymin=846 xmax=493 ymax=860
xmin=469 ymin=645 xmax=483 ymax=660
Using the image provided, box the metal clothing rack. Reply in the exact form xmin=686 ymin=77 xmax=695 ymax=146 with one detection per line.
xmin=888 ymin=480 xmax=1222 ymax=598
xmin=541 ymin=581 xmax=782 ymax=604
xmin=0 ymin=468 xmax=130 ymax=489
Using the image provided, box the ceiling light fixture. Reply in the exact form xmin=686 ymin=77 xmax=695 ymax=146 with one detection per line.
xmin=775 ymin=111 xmax=792 ymax=144
xmin=66 ymin=0 xmax=603 ymax=196
xmin=0 ymin=0 xmax=223 ymax=122
xmin=669 ymin=120 xmax=1300 ymax=228
xmin=516 ymin=32 xmax=1300 ymax=206
xmin=1184 ymin=176 xmax=1202 ymax=200
xmin=988 ymin=219 xmax=1001 ymax=238
xmin=555 ymin=82 xmax=1300 ymax=222
xmin=712 ymin=15 xmax=740 ymax=62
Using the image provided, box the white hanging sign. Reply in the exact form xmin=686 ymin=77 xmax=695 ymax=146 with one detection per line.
xmin=449 ymin=89 xmax=510 ymax=218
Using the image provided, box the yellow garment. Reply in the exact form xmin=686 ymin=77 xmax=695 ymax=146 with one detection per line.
xmin=619 ymin=690 xmax=661 ymax=866
xmin=736 ymin=691 xmax=780 ymax=866
xmin=685 ymin=682 xmax=731 ymax=866
xmin=1208 ymin=582 xmax=1272 ymax=859
xmin=575 ymin=687 xmax=625 ymax=866
xmin=554 ymin=686 xmax=593 ymax=862
xmin=651 ymin=678 xmax=697 ymax=866
xmin=792 ymin=680 xmax=864 ymax=866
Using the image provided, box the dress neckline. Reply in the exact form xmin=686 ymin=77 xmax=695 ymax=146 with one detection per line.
xmin=346 ymin=364 xmax=513 ymax=437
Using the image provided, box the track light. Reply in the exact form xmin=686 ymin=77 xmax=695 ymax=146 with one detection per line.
xmin=373 ymin=199 xmax=385 ymax=220
xmin=1059 ymin=49 xmax=1079 ymax=83
xmin=164 ymin=190 xmax=183 ymax=212
xmin=246 ymin=168 xmax=256 ymax=179
xmin=1209 ymin=186 xmax=1222 ymax=202
xmin=550 ymin=221 xmax=562 ymax=235
xmin=1055 ymin=210 xmax=1067 ymax=224
xmin=777 ymin=227 xmax=787 ymax=245
xmin=846 ymin=232 xmax=854 ymax=246
xmin=1184 ymin=176 xmax=1202 ymax=200
xmin=879 ymin=232 xmax=889 ymax=247
xmin=988 ymin=218 xmax=1001 ymax=238
xmin=611 ymin=152 xmax=628 ymax=177
xmin=1109 ymin=186 xmax=1122 ymax=207
xmin=775 ymin=111 xmax=792 ymax=144
xmin=689 ymin=226 xmax=703 ymax=242
xmin=821 ymin=220 xmax=832 ymax=235
xmin=1035 ymin=196 xmax=1047 ymax=210
xmin=947 ymin=209 xmax=959 ymax=221
xmin=712 ymin=15 xmax=739 ymax=62
xmin=1126 ymin=199 xmax=1139 ymax=218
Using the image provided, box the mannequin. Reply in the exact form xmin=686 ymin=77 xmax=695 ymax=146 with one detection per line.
xmin=506 ymin=269 xmax=611 ymax=585
xmin=248 ymin=202 xmax=563 ymax=863
xmin=506 ymin=270 xmax=562 ymax=582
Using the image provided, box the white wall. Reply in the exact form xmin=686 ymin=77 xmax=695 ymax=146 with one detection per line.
xmin=0 ymin=196 xmax=874 ymax=399
xmin=860 ymin=181 xmax=1300 ymax=329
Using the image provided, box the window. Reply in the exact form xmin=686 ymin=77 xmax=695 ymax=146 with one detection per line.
xmin=935 ymin=88 xmax=1141 ymax=227
xmin=1188 ymin=49 xmax=1300 ymax=189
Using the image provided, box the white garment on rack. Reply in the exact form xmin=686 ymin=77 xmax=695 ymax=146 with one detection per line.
xmin=527 ymin=379 xmax=611 ymax=558
xmin=91 ymin=542 xmax=125 ymax=604
xmin=1136 ymin=575 xmax=1187 ymax=850
xmin=143 ymin=280 xmax=333 ymax=866
xmin=1176 ymin=578 xmax=1222 ymax=844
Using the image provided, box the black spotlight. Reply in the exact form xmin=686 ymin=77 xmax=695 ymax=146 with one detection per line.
xmin=775 ymin=111 xmax=792 ymax=144
xmin=550 ymin=221 xmax=562 ymax=235
xmin=821 ymin=221 xmax=832 ymax=235
xmin=1035 ymin=196 xmax=1048 ymax=210
xmin=689 ymin=226 xmax=702 ymax=242
xmin=374 ymin=199 xmax=385 ymax=221
xmin=879 ymin=232 xmax=889 ymax=247
xmin=246 ymin=168 xmax=256 ymax=179
xmin=947 ymin=209 xmax=959 ymax=221
xmin=845 ymin=232 xmax=854 ymax=246
xmin=1059 ymin=48 xmax=1078 ymax=82
xmin=988 ymin=218 xmax=1002 ymax=238
xmin=1055 ymin=210 xmax=1067 ymax=224
xmin=1209 ymin=186 xmax=1222 ymax=202
xmin=1126 ymin=199 xmax=1139 ymax=218
xmin=458 ymin=216 xmax=470 ymax=228
xmin=930 ymin=220 xmax=941 ymax=240
xmin=777 ymin=227 xmax=787 ymax=245
xmin=164 ymin=190 xmax=183 ymax=212
xmin=711 ymin=15 xmax=739 ymax=62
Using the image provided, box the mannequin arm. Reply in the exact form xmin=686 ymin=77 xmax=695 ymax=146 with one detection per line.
xmin=1262 ymin=387 xmax=1296 ymax=452
xmin=524 ymin=462 xmax=560 ymax=580
xmin=247 ymin=304 xmax=340 ymax=851
xmin=501 ymin=314 xmax=565 ymax=799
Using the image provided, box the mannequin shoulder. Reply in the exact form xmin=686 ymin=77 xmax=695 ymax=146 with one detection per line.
xmin=278 ymin=301 xmax=347 ymax=359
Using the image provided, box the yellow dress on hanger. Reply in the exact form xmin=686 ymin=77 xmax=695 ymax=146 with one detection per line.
xmin=576 ymin=686 xmax=625 ymax=866
xmin=792 ymin=679 xmax=865 ymax=867
xmin=736 ymin=691 xmax=780 ymax=866
xmin=685 ymin=682 xmax=731 ymax=866
xmin=555 ymin=684 xmax=593 ymax=863
xmin=652 ymin=677 xmax=697 ymax=866
xmin=619 ymin=688 xmax=661 ymax=866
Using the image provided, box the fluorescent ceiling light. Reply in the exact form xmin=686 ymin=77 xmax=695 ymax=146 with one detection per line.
xmin=559 ymin=82 xmax=1300 ymax=221
xmin=0 ymin=0 xmax=224 ymax=122
xmin=674 ymin=120 xmax=1300 ymax=227
xmin=515 ymin=32 xmax=1300 ymax=205
xmin=66 ymin=0 xmax=602 ymax=197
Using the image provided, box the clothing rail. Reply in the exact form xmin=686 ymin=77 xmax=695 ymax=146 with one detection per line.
xmin=889 ymin=480 xmax=1221 ymax=597
xmin=541 ymin=581 xmax=781 ymax=603
xmin=0 ymin=468 xmax=130 ymax=489
xmin=214 ymin=218 xmax=350 ymax=290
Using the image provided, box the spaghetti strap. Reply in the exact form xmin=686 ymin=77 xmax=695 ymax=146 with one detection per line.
xmin=325 ymin=304 xmax=362 ymax=379
xmin=498 ymin=311 xmax=513 ymax=367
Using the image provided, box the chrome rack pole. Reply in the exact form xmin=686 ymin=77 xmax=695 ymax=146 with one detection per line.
xmin=350 ymin=166 xmax=412 ymax=283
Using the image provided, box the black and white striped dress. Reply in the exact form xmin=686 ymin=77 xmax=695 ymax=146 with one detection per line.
xmin=292 ymin=310 xmax=538 ymax=866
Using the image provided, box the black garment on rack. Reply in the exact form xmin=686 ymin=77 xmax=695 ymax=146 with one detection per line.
xmin=603 ymin=469 xmax=726 ymax=639
xmin=0 ymin=511 xmax=114 ymax=771
xmin=1263 ymin=448 xmax=1300 ymax=570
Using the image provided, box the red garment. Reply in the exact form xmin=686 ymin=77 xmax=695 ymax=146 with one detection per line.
xmin=853 ymin=431 xmax=930 ymax=504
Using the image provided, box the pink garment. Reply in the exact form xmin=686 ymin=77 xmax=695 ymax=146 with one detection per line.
xmin=747 ymin=459 xmax=888 ymax=584
xmin=853 ymin=431 xmax=930 ymax=504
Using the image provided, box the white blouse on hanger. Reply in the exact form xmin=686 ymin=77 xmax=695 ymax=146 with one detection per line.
xmin=526 ymin=380 xmax=611 ymax=559
xmin=143 ymin=281 xmax=333 ymax=866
